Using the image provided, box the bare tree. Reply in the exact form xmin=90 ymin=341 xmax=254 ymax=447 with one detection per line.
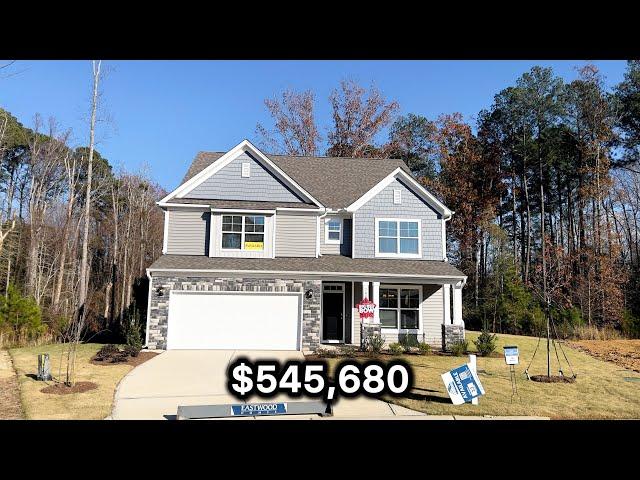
xmin=256 ymin=89 xmax=320 ymax=155
xmin=327 ymin=79 xmax=399 ymax=157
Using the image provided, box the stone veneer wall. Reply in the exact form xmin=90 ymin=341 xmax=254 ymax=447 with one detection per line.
xmin=441 ymin=324 xmax=465 ymax=351
xmin=147 ymin=276 xmax=321 ymax=351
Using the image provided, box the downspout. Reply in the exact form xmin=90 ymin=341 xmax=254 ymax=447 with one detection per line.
xmin=143 ymin=268 xmax=152 ymax=349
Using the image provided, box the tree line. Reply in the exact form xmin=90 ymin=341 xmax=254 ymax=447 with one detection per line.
xmin=0 ymin=93 xmax=164 ymax=347
xmin=257 ymin=64 xmax=640 ymax=338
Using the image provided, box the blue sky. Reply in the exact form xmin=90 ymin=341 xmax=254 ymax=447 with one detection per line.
xmin=0 ymin=60 xmax=628 ymax=191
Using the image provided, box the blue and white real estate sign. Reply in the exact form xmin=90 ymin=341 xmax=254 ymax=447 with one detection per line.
xmin=231 ymin=402 xmax=287 ymax=416
xmin=441 ymin=364 xmax=486 ymax=405
xmin=503 ymin=346 xmax=519 ymax=365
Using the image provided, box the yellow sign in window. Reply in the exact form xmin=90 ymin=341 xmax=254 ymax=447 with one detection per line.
xmin=244 ymin=241 xmax=264 ymax=251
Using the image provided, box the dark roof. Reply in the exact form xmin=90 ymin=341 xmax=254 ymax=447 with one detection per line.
xmin=148 ymin=254 xmax=466 ymax=280
xmin=166 ymin=198 xmax=317 ymax=210
xmin=180 ymin=151 xmax=411 ymax=209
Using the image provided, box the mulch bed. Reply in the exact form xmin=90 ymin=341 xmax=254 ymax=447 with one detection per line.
xmin=41 ymin=381 xmax=98 ymax=395
xmin=306 ymin=350 xmax=500 ymax=361
xmin=90 ymin=351 xmax=158 ymax=367
xmin=530 ymin=375 xmax=576 ymax=384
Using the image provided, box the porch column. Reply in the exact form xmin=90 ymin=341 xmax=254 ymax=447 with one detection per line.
xmin=372 ymin=281 xmax=380 ymax=324
xmin=452 ymin=281 xmax=464 ymax=326
xmin=362 ymin=281 xmax=369 ymax=300
xmin=443 ymin=283 xmax=451 ymax=325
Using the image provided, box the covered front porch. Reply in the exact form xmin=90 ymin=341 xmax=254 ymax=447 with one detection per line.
xmin=319 ymin=279 xmax=465 ymax=349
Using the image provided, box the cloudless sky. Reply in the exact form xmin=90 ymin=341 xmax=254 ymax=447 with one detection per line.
xmin=0 ymin=60 xmax=629 ymax=191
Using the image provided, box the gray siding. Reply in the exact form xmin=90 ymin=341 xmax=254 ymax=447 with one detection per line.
xmin=353 ymin=178 xmax=443 ymax=260
xmin=319 ymin=216 xmax=352 ymax=256
xmin=275 ymin=213 xmax=317 ymax=257
xmin=166 ymin=209 xmax=209 ymax=255
xmin=186 ymin=152 xmax=306 ymax=203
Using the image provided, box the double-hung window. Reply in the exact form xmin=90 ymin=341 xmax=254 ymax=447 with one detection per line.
xmin=222 ymin=215 xmax=265 ymax=251
xmin=325 ymin=217 xmax=342 ymax=244
xmin=375 ymin=219 xmax=421 ymax=257
xmin=379 ymin=287 xmax=421 ymax=330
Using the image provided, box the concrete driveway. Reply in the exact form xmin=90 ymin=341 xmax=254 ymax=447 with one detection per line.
xmin=110 ymin=350 xmax=430 ymax=420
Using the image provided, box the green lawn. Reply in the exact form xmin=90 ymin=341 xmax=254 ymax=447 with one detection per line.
xmin=324 ymin=332 xmax=640 ymax=419
xmin=10 ymin=343 xmax=133 ymax=420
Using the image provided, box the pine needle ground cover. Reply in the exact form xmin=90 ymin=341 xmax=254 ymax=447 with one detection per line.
xmin=323 ymin=332 xmax=640 ymax=419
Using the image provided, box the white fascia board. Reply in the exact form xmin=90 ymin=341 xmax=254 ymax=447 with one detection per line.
xmin=147 ymin=267 xmax=467 ymax=282
xmin=276 ymin=207 xmax=323 ymax=213
xmin=162 ymin=210 xmax=169 ymax=254
xmin=157 ymin=202 xmax=210 ymax=209
xmin=346 ymin=167 xmax=453 ymax=219
xmin=211 ymin=208 xmax=276 ymax=214
xmin=162 ymin=140 xmax=324 ymax=208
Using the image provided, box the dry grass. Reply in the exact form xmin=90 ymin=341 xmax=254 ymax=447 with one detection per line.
xmin=568 ymin=325 xmax=623 ymax=341
xmin=0 ymin=350 xmax=23 ymax=419
xmin=9 ymin=343 xmax=135 ymax=420
xmin=569 ymin=339 xmax=640 ymax=373
xmin=324 ymin=331 xmax=640 ymax=419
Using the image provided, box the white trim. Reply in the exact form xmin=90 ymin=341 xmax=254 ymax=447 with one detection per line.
xmin=321 ymin=282 xmax=346 ymax=343
xmin=352 ymin=212 xmax=356 ymax=258
xmin=345 ymin=167 xmax=453 ymax=218
xmin=316 ymin=215 xmax=321 ymax=258
xmin=324 ymin=217 xmax=343 ymax=245
xmin=160 ymin=140 xmax=324 ymax=207
xmin=276 ymin=207 xmax=323 ymax=213
xmin=211 ymin=208 xmax=276 ymax=214
xmin=393 ymin=188 xmax=402 ymax=205
xmin=147 ymin=267 xmax=467 ymax=282
xmin=162 ymin=210 xmax=169 ymax=254
xmin=158 ymin=203 xmax=210 ymax=209
xmin=272 ymin=213 xmax=277 ymax=259
xmin=241 ymin=161 xmax=250 ymax=178
xmin=374 ymin=218 xmax=422 ymax=259
xmin=378 ymin=284 xmax=423 ymax=334
xmin=351 ymin=280 xmax=355 ymax=345
xmin=442 ymin=218 xmax=448 ymax=261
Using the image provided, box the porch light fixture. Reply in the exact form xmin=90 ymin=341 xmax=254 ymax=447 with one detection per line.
xmin=305 ymin=289 xmax=314 ymax=299
xmin=156 ymin=286 xmax=165 ymax=297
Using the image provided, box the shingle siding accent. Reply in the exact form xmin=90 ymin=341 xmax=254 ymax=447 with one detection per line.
xmin=146 ymin=275 xmax=321 ymax=351
xmin=353 ymin=178 xmax=443 ymax=260
xmin=186 ymin=152 xmax=306 ymax=203
xmin=166 ymin=209 xmax=210 ymax=256
xmin=275 ymin=213 xmax=317 ymax=258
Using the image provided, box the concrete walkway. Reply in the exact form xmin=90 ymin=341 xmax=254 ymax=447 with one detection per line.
xmin=111 ymin=350 xmax=549 ymax=420
xmin=111 ymin=350 xmax=431 ymax=420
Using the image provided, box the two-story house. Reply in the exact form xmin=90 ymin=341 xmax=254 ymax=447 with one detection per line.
xmin=145 ymin=140 xmax=467 ymax=352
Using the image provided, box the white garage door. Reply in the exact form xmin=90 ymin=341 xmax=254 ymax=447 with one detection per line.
xmin=166 ymin=292 xmax=301 ymax=350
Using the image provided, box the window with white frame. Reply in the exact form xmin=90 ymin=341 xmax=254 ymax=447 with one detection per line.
xmin=325 ymin=217 xmax=342 ymax=244
xmin=222 ymin=215 xmax=265 ymax=250
xmin=375 ymin=219 xmax=421 ymax=257
xmin=379 ymin=287 xmax=420 ymax=329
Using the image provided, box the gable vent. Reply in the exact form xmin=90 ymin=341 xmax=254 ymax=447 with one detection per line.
xmin=241 ymin=162 xmax=251 ymax=178
xmin=393 ymin=188 xmax=402 ymax=204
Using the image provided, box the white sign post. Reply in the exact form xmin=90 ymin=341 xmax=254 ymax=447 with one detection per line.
xmin=469 ymin=354 xmax=478 ymax=405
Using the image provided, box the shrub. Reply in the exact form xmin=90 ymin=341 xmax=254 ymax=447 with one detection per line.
xmin=398 ymin=333 xmax=418 ymax=353
xmin=417 ymin=342 xmax=432 ymax=355
xmin=315 ymin=348 xmax=337 ymax=358
xmin=123 ymin=344 xmax=141 ymax=357
xmin=338 ymin=345 xmax=357 ymax=357
xmin=366 ymin=333 xmax=385 ymax=354
xmin=123 ymin=307 xmax=143 ymax=350
xmin=109 ymin=351 xmax=129 ymax=363
xmin=388 ymin=343 xmax=404 ymax=355
xmin=449 ymin=339 xmax=469 ymax=356
xmin=473 ymin=329 xmax=497 ymax=357
xmin=622 ymin=310 xmax=640 ymax=339
xmin=95 ymin=344 xmax=119 ymax=361
xmin=0 ymin=284 xmax=44 ymax=345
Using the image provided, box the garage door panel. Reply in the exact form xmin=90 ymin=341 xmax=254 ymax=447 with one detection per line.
xmin=167 ymin=292 xmax=301 ymax=350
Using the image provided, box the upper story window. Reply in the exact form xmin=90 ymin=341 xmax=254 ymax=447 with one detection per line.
xmin=325 ymin=217 xmax=342 ymax=244
xmin=375 ymin=218 xmax=421 ymax=258
xmin=222 ymin=215 xmax=265 ymax=251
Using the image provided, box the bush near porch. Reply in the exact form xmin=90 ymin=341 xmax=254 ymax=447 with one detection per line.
xmin=320 ymin=331 xmax=640 ymax=419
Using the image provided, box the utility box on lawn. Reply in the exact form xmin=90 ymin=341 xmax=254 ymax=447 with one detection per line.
xmin=37 ymin=353 xmax=51 ymax=381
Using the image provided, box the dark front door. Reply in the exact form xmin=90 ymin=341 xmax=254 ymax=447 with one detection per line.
xmin=322 ymin=284 xmax=344 ymax=342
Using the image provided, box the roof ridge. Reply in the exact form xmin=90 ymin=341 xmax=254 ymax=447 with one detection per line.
xmin=197 ymin=150 xmax=403 ymax=162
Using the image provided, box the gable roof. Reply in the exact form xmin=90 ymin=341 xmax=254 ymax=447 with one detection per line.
xmin=179 ymin=150 xmax=413 ymax=209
